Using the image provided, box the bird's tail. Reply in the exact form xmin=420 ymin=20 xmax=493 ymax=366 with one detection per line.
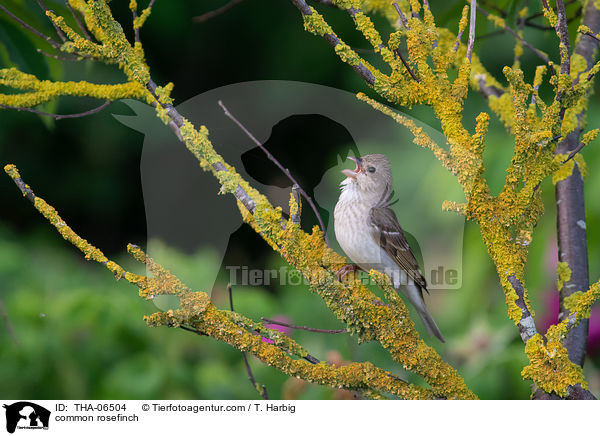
xmin=399 ymin=283 xmax=446 ymax=343
xmin=416 ymin=307 xmax=445 ymax=343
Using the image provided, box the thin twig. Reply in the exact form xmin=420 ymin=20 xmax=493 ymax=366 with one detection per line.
xmin=0 ymin=297 xmax=20 ymax=346
xmin=312 ymin=0 xmax=335 ymax=6
xmin=466 ymin=0 xmax=477 ymax=61
xmin=391 ymin=1 xmax=409 ymax=29
xmin=289 ymin=0 xmax=376 ymax=85
xmin=555 ymin=0 xmax=571 ymax=76
xmin=218 ymin=100 xmax=330 ymax=245
xmin=475 ymin=29 xmax=505 ymax=41
xmin=192 ymin=0 xmax=244 ymax=23
xmin=36 ymin=47 xmax=80 ymax=61
xmin=132 ymin=8 xmax=140 ymax=43
xmin=453 ymin=8 xmax=468 ymax=52
xmin=476 ymin=4 xmax=554 ymax=71
xmin=475 ymin=74 xmax=504 ymax=98
xmin=0 ymin=101 xmax=110 ymax=120
xmin=479 ymin=0 xmax=507 ymax=17
xmin=408 ymin=1 xmax=418 ymax=18
xmin=36 ymin=0 xmax=67 ymax=42
xmin=563 ymin=140 xmax=587 ymax=163
xmin=229 ymin=285 xmax=269 ymax=400
xmin=261 ymin=317 xmax=347 ymax=334
xmin=580 ymin=28 xmax=600 ymax=42
xmin=65 ymin=0 xmax=92 ymax=41
xmin=291 ymin=184 xmax=301 ymax=225
xmin=131 ymin=0 xmax=156 ymax=43
xmin=524 ymin=22 xmax=555 ymax=30
xmin=0 ymin=4 xmax=61 ymax=49
xmin=179 ymin=325 xmax=208 ymax=336
xmin=146 ymin=80 xmax=258 ymax=215
xmin=525 ymin=9 xmax=580 ymax=31
xmin=515 ymin=0 xmax=529 ymax=65
xmin=386 ymin=372 xmax=408 ymax=384
xmin=526 ymin=0 xmax=576 ymax=21
xmin=394 ymin=49 xmax=419 ymax=82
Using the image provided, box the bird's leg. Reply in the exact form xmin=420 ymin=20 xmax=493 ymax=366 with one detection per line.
xmin=336 ymin=264 xmax=388 ymax=307
xmin=336 ymin=263 xmax=360 ymax=282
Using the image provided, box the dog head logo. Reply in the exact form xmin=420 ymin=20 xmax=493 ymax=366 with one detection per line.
xmin=3 ymin=402 xmax=50 ymax=433
xmin=113 ymin=80 xmax=466 ymax=306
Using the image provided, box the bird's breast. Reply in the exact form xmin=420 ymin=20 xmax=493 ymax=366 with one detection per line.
xmin=334 ymin=198 xmax=385 ymax=269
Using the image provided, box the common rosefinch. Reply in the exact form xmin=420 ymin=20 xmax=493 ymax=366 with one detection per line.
xmin=334 ymin=154 xmax=445 ymax=342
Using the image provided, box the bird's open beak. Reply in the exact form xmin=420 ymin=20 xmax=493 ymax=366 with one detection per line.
xmin=341 ymin=156 xmax=363 ymax=179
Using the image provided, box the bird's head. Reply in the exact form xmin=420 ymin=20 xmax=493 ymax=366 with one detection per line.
xmin=341 ymin=153 xmax=393 ymax=198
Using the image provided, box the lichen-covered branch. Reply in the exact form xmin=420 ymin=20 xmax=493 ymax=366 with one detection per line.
xmin=148 ymin=80 xmax=475 ymax=399
xmin=0 ymin=68 xmax=149 ymax=109
xmin=3 ymin=164 xmax=433 ymax=400
xmin=1 ymin=0 xmax=476 ymax=399
xmin=288 ymin=0 xmax=599 ymax=398
xmin=5 ymin=0 xmax=599 ymax=400
xmin=553 ymin=0 xmax=600 ymax=368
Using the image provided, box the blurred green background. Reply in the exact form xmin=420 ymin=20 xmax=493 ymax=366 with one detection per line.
xmin=1 ymin=0 xmax=600 ymax=399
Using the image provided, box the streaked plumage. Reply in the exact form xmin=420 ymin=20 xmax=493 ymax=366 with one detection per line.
xmin=334 ymin=154 xmax=445 ymax=342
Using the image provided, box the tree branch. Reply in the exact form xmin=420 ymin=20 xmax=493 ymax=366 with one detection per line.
xmin=466 ymin=0 xmax=477 ymax=61
xmin=553 ymin=0 xmax=600 ymax=368
xmin=476 ymin=3 xmax=554 ymax=71
xmin=192 ymin=0 xmax=245 ymax=23
xmin=289 ymin=0 xmax=376 ymax=86
xmin=394 ymin=49 xmax=419 ymax=82
xmin=555 ymin=0 xmax=571 ymax=76
xmin=507 ymin=276 xmax=538 ymax=343
xmin=65 ymin=0 xmax=92 ymax=41
xmin=217 ymin=100 xmax=329 ymax=244
xmin=0 ymin=4 xmax=60 ymax=49
xmin=228 ymin=284 xmax=269 ymax=400
xmin=3 ymin=164 xmax=433 ymax=400
xmin=0 ymin=100 xmax=110 ymax=120
xmin=36 ymin=0 xmax=67 ymax=43
xmin=392 ymin=1 xmax=409 ymax=29
xmin=261 ymin=317 xmax=347 ymax=334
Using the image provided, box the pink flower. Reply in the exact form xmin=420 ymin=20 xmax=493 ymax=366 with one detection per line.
xmin=262 ymin=315 xmax=292 ymax=344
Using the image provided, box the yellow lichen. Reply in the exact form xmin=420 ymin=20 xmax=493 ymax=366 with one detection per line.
xmin=553 ymin=154 xmax=587 ymax=184
xmin=6 ymin=0 xmax=598 ymax=400
xmin=557 ymin=261 xmax=572 ymax=291
xmin=522 ymin=332 xmax=587 ymax=397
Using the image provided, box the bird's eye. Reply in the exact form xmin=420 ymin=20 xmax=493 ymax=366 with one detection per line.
xmin=367 ymin=166 xmax=376 ymax=173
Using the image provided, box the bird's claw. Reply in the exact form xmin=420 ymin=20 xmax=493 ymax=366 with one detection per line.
xmin=336 ymin=264 xmax=359 ymax=282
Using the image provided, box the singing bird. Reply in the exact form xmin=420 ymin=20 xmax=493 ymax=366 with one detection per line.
xmin=334 ymin=154 xmax=445 ymax=342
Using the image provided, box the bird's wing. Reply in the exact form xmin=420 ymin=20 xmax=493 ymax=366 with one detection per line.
xmin=369 ymin=204 xmax=428 ymax=291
